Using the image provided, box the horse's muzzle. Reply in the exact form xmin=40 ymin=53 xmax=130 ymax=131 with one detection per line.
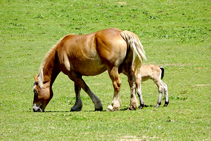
xmin=33 ymin=104 xmax=44 ymax=112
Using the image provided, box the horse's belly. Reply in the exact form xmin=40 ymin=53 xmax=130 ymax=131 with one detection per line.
xmin=74 ymin=60 xmax=107 ymax=76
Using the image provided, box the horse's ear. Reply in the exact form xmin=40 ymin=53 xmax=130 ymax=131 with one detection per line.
xmin=33 ymin=75 xmax=38 ymax=82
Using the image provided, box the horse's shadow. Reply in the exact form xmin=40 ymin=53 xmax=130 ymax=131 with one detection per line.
xmin=27 ymin=105 xmax=156 ymax=113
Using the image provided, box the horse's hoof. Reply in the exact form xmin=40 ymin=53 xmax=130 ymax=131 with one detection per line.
xmin=70 ymin=109 xmax=80 ymax=112
xmin=107 ymin=105 xmax=113 ymax=111
xmin=128 ymin=105 xmax=137 ymax=110
xmin=71 ymin=106 xmax=82 ymax=112
xmin=95 ymin=107 xmax=103 ymax=111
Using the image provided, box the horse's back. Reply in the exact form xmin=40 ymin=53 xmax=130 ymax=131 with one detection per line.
xmin=57 ymin=28 xmax=127 ymax=76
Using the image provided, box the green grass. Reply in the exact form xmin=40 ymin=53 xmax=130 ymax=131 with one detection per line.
xmin=0 ymin=0 xmax=211 ymax=140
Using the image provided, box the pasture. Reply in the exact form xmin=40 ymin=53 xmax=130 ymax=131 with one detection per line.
xmin=0 ymin=0 xmax=210 ymax=140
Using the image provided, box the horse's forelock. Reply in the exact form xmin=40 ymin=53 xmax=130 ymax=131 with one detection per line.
xmin=32 ymin=82 xmax=36 ymax=91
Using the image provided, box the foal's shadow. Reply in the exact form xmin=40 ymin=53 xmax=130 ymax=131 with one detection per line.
xmin=120 ymin=104 xmax=155 ymax=111
xmin=121 ymin=104 xmax=156 ymax=110
xmin=142 ymin=104 xmax=156 ymax=108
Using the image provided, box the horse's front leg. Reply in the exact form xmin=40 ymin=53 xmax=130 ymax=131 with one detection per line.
xmin=71 ymin=83 xmax=83 ymax=111
xmin=68 ymin=72 xmax=103 ymax=111
xmin=107 ymin=67 xmax=122 ymax=111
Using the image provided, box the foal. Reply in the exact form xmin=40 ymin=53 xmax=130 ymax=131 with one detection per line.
xmin=135 ymin=65 xmax=169 ymax=109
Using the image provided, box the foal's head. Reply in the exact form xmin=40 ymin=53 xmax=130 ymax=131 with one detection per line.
xmin=32 ymin=69 xmax=51 ymax=112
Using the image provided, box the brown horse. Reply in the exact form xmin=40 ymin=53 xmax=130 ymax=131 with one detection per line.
xmin=32 ymin=28 xmax=146 ymax=112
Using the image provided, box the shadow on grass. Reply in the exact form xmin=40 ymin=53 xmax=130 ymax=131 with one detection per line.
xmin=27 ymin=104 xmax=158 ymax=113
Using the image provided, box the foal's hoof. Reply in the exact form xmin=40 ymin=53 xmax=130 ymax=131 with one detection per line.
xmin=164 ymin=101 xmax=169 ymax=107
xmin=155 ymin=104 xmax=160 ymax=108
xmin=139 ymin=104 xmax=145 ymax=109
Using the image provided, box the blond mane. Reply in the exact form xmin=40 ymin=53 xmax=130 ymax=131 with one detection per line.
xmin=39 ymin=44 xmax=57 ymax=71
xmin=37 ymin=41 xmax=60 ymax=87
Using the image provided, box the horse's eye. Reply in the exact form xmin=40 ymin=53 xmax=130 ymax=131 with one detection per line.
xmin=34 ymin=90 xmax=38 ymax=95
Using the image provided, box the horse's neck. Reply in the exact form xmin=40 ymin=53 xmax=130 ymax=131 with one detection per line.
xmin=42 ymin=49 xmax=60 ymax=86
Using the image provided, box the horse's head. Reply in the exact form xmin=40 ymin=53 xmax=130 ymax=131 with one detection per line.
xmin=32 ymin=70 xmax=52 ymax=112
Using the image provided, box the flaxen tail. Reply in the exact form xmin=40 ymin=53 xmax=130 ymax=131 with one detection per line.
xmin=120 ymin=30 xmax=146 ymax=73
xmin=160 ymin=66 xmax=164 ymax=79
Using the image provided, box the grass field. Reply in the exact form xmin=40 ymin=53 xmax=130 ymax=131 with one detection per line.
xmin=0 ymin=0 xmax=211 ymax=140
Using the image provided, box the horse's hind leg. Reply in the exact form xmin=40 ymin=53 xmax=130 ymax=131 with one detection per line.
xmin=68 ymin=72 xmax=103 ymax=111
xmin=71 ymin=83 xmax=83 ymax=111
xmin=107 ymin=67 xmax=122 ymax=111
xmin=127 ymin=71 xmax=138 ymax=110
xmin=121 ymin=59 xmax=138 ymax=110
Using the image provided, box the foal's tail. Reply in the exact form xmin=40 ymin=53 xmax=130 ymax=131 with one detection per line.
xmin=160 ymin=66 xmax=164 ymax=79
xmin=120 ymin=30 xmax=146 ymax=73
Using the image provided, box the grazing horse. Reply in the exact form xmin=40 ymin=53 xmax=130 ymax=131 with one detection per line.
xmin=32 ymin=28 xmax=146 ymax=112
xmin=135 ymin=65 xmax=169 ymax=109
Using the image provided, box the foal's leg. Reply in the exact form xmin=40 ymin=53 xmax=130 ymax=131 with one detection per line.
xmin=107 ymin=67 xmax=122 ymax=111
xmin=162 ymin=81 xmax=169 ymax=107
xmin=136 ymin=78 xmax=144 ymax=109
xmin=155 ymin=80 xmax=164 ymax=108
xmin=71 ymin=83 xmax=82 ymax=111
xmin=68 ymin=72 xmax=103 ymax=111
